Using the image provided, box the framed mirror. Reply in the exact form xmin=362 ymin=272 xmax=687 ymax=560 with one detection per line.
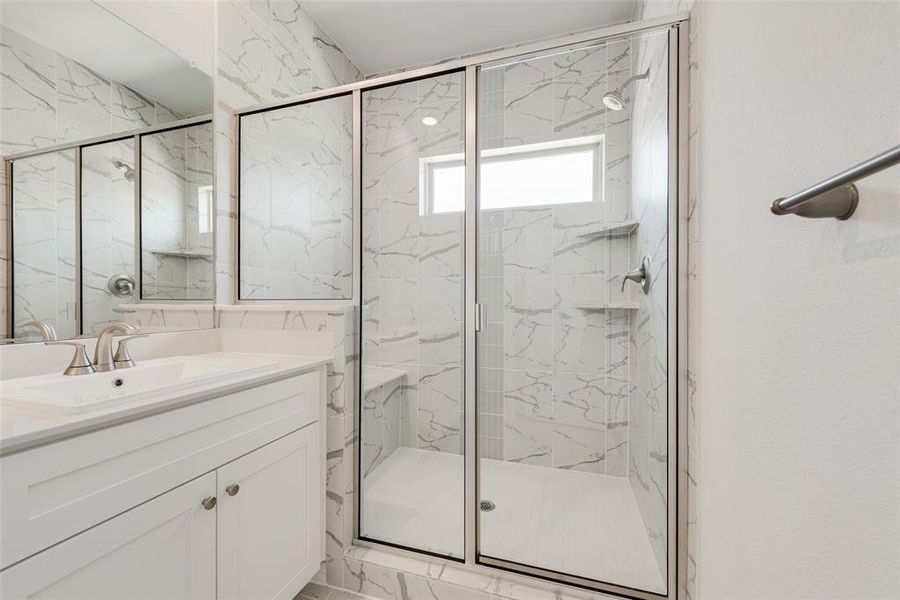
xmin=1 ymin=0 xmax=214 ymax=342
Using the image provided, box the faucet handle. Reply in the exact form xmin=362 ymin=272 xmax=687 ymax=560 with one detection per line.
xmin=621 ymin=255 xmax=652 ymax=295
xmin=113 ymin=334 xmax=148 ymax=369
xmin=46 ymin=341 xmax=96 ymax=376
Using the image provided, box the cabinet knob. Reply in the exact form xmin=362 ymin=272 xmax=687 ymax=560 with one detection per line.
xmin=201 ymin=496 xmax=217 ymax=510
xmin=225 ymin=484 xmax=240 ymax=497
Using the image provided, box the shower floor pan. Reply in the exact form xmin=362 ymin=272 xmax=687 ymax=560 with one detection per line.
xmin=362 ymin=447 xmax=665 ymax=593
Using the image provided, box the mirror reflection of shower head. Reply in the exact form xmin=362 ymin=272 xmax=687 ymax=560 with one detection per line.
xmin=602 ymin=68 xmax=650 ymax=111
xmin=112 ymin=159 xmax=135 ymax=182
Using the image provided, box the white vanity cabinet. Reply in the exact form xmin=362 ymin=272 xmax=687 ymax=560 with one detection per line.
xmin=0 ymin=472 xmax=218 ymax=600
xmin=217 ymin=425 xmax=320 ymax=600
xmin=0 ymin=366 xmax=325 ymax=600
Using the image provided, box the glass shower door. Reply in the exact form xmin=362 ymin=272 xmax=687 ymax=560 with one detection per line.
xmin=476 ymin=28 xmax=672 ymax=595
xmin=358 ymin=71 xmax=467 ymax=558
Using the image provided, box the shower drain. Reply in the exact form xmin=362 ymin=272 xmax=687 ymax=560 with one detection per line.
xmin=480 ymin=499 xmax=496 ymax=512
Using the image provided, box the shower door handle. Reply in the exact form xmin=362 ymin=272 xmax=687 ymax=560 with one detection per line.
xmin=473 ymin=303 xmax=484 ymax=332
xmin=621 ymin=256 xmax=652 ymax=295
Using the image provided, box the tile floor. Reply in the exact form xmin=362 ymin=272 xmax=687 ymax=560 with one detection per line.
xmin=360 ymin=447 xmax=665 ymax=593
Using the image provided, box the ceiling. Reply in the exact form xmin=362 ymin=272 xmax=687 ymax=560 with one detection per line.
xmin=0 ymin=0 xmax=212 ymax=116
xmin=302 ymin=0 xmax=637 ymax=75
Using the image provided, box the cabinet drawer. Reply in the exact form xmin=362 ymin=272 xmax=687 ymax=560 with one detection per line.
xmin=1 ymin=368 xmax=322 ymax=569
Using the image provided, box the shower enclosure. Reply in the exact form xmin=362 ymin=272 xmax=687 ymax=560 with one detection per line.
xmin=359 ymin=21 xmax=685 ymax=598
xmin=233 ymin=15 xmax=687 ymax=600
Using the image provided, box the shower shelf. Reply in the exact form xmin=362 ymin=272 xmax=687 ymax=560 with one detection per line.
xmin=147 ymin=248 xmax=213 ymax=258
xmin=576 ymin=219 xmax=639 ymax=239
xmin=574 ymin=302 xmax=639 ymax=311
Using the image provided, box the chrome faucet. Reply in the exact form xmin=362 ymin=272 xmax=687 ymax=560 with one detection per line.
xmin=93 ymin=323 xmax=140 ymax=372
xmin=20 ymin=320 xmax=58 ymax=342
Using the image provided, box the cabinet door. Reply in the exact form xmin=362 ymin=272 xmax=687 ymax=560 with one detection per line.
xmin=0 ymin=472 xmax=216 ymax=600
xmin=217 ymin=424 xmax=321 ymax=600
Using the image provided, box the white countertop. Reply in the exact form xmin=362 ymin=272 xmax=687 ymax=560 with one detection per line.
xmin=0 ymin=352 xmax=330 ymax=456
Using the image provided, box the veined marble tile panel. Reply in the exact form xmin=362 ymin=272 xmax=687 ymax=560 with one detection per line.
xmin=502 ymin=275 xmax=554 ymax=372
xmin=417 ymin=364 xmax=463 ymax=453
xmin=0 ymin=75 xmax=57 ymax=155
xmin=627 ymin=25 xmax=672 ymax=578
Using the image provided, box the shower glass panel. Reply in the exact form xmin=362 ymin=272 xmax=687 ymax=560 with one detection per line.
xmin=477 ymin=28 xmax=671 ymax=594
xmin=140 ymin=122 xmax=213 ymax=300
xmin=239 ymin=94 xmax=353 ymax=299
xmin=10 ymin=149 xmax=77 ymax=339
xmin=81 ymin=139 xmax=136 ymax=334
xmin=359 ymin=71 xmax=466 ymax=558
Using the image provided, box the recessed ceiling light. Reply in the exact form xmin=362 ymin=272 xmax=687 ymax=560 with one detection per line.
xmin=421 ymin=116 xmax=438 ymax=126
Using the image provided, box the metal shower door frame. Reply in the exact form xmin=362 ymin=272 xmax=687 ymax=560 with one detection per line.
xmin=466 ymin=21 xmax=689 ymax=600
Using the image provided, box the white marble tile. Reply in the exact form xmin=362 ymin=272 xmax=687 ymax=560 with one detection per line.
xmin=500 ymin=83 xmax=554 ymax=146
xmin=502 ymin=276 xmax=554 ymax=371
xmin=503 ymin=413 xmax=551 ymax=466
xmin=217 ymin=0 xmax=272 ymax=106
xmin=1 ymin=76 xmax=56 ymax=154
xmin=503 ymin=369 xmax=552 ymax=419
xmin=417 ymin=364 xmax=463 ymax=453
xmin=377 ymin=193 xmax=419 ymax=278
xmin=500 ymin=208 xmax=553 ymax=276
xmin=550 ymin=421 xmax=607 ymax=473
xmin=417 ymin=276 xmax=463 ymax=366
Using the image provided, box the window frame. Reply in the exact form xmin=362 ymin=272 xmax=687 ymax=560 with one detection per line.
xmin=419 ymin=134 xmax=606 ymax=215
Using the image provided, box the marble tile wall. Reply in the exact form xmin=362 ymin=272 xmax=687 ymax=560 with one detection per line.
xmin=119 ymin=304 xmax=216 ymax=331
xmin=240 ymin=95 xmax=353 ymax=299
xmin=628 ymin=3 xmax=700 ymax=598
xmin=81 ymin=138 xmax=136 ymax=334
xmin=141 ymin=122 xmax=214 ymax=300
xmin=360 ymin=72 xmax=467 ymax=458
xmin=1 ymin=25 xmax=187 ymax=337
xmin=215 ymin=0 xmax=363 ymax=306
xmin=9 ymin=150 xmax=77 ymax=339
xmin=626 ymin=20 xmax=684 ymax=584
xmin=360 ymin=370 xmax=405 ymax=477
xmin=321 ymin=543 xmax=645 ymax=600
xmin=477 ymin=39 xmax=635 ymax=476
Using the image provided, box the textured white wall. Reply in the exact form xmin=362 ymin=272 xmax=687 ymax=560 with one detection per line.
xmin=693 ymin=1 xmax=900 ymax=597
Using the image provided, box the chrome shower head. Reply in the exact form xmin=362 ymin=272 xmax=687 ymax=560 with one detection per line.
xmin=602 ymin=68 xmax=650 ymax=111
xmin=112 ymin=159 xmax=135 ymax=182
xmin=602 ymin=91 xmax=625 ymax=111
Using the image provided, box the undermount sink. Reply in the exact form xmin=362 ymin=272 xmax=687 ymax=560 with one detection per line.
xmin=0 ymin=355 xmax=279 ymax=414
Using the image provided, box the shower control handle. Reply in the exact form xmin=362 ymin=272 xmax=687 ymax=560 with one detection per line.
xmin=621 ymin=256 xmax=652 ymax=295
xmin=107 ymin=273 xmax=135 ymax=297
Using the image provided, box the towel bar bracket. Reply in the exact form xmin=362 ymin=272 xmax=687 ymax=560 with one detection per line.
xmin=771 ymin=144 xmax=899 ymax=221
xmin=771 ymin=183 xmax=859 ymax=220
